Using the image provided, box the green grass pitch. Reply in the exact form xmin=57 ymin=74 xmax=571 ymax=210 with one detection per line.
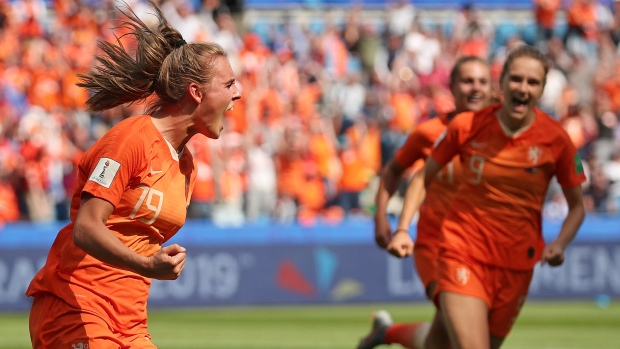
xmin=1 ymin=301 xmax=618 ymax=348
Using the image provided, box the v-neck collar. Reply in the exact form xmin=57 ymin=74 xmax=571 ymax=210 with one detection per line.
xmin=494 ymin=107 xmax=538 ymax=138
xmin=146 ymin=116 xmax=181 ymax=162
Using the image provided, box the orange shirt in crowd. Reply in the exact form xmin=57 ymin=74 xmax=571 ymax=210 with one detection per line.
xmin=61 ymin=69 xmax=89 ymax=109
xmin=27 ymin=115 xmax=197 ymax=333
xmin=296 ymin=83 xmax=322 ymax=122
xmin=28 ymin=68 xmax=62 ymax=111
xmin=338 ymin=131 xmax=376 ymax=193
xmin=309 ymin=132 xmax=338 ymax=179
xmin=275 ymin=154 xmax=306 ymax=198
xmin=534 ymin=0 xmax=561 ymax=29
xmin=187 ymin=138 xmax=216 ymax=203
xmin=567 ymin=0 xmax=598 ymax=41
xmin=431 ymin=105 xmax=586 ymax=270
xmin=394 ymin=113 xmax=463 ymax=247
xmin=347 ymin=123 xmax=382 ymax=173
xmin=389 ymin=90 xmax=418 ymax=133
xmin=0 ymin=183 xmax=20 ymax=223
xmin=257 ymin=87 xmax=284 ymax=127
xmin=224 ymin=98 xmax=248 ymax=134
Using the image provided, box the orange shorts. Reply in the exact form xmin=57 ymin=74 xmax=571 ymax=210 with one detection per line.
xmin=413 ymin=242 xmax=439 ymax=295
xmin=30 ymin=293 xmax=157 ymax=349
xmin=437 ymin=249 xmax=533 ymax=337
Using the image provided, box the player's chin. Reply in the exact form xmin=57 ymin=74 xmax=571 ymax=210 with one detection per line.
xmin=465 ymin=100 xmax=485 ymax=111
xmin=202 ymin=126 xmax=222 ymax=139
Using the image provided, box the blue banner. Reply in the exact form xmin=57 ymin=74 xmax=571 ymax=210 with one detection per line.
xmin=2 ymin=241 xmax=620 ymax=311
xmin=2 ymin=216 xmax=619 ymax=311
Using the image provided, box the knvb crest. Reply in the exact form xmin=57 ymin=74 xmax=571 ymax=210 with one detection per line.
xmin=528 ymin=146 xmax=542 ymax=165
xmin=455 ymin=266 xmax=471 ymax=286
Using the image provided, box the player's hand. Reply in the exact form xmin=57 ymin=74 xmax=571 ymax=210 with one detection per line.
xmin=144 ymin=244 xmax=187 ymax=280
xmin=387 ymin=231 xmax=414 ymax=258
xmin=374 ymin=215 xmax=392 ymax=249
xmin=540 ymin=241 xmax=565 ymax=267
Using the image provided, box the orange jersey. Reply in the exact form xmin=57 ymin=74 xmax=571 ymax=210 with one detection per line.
xmin=394 ymin=113 xmax=462 ymax=246
xmin=534 ymin=0 xmax=561 ymax=29
xmin=431 ymin=104 xmax=586 ymax=270
xmin=27 ymin=115 xmax=197 ymax=333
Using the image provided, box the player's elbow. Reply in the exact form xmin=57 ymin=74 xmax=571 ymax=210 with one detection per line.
xmin=73 ymin=218 xmax=94 ymax=250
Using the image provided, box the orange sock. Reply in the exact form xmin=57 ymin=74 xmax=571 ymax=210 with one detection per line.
xmin=384 ymin=322 xmax=424 ymax=349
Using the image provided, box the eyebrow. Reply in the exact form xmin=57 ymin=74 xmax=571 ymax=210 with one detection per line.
xmin=224 ymin=78 xmax=236 ymax=85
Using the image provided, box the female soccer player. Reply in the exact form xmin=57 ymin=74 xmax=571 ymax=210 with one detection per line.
xmin=26 ymin=2 xmax=241 ymax=348
xmin=360 ymin=56 xmax=492 ymax=349
xmin=424 ymin=45 xmax=585 ymax=349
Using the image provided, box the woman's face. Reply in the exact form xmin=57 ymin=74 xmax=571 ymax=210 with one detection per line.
xmin=451 ymin=61 xmax=491 ymax=113
xmin=500 ymin=56 xmax=546 ymax=121
xmin=193 ymin=56 xmax=241 ymax=139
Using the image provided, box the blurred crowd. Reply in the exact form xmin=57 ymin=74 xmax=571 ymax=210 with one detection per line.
xmin=1 ymin=0 xmax=620 ymax=225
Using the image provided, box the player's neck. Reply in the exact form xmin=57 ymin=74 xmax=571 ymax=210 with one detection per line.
xmin=495 ymin=110 xmax=536 ymax=137
xmin=150 ymin=111 xmax=191 ymax=154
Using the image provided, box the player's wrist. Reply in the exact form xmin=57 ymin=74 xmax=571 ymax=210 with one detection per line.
xmin=393 ymin=228 xmax=409 ymax=236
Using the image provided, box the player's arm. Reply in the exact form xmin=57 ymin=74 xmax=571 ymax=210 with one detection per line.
xmin=387 ymin=168 xmax=425 ymax=258
xmin=374 ymin=159 xmax=406 ymax=249
xmin=423 ymin=156 xmax=443 ymax=189
xmin=541 ymin=185 xmax=585 ymax=266
xmin=73 ymin=193 xmax=186 ymax=280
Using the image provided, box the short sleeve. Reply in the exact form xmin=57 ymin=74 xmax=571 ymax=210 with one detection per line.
xmin=81 ymin=132 xmax=148 ymax=208
xmin=393 ymin=129 xmax=432 ymax=169
xmin=430 ymin=114 xmax=468 ymax=166
xmin=554 ymin=136 xmax=587 ymax=188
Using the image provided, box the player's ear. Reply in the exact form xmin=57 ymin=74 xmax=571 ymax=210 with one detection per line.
xmin=187 ymin=82 xmax=202 ymax=104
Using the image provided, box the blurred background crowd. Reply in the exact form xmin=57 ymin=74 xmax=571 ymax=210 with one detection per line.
xmin=0 ymin=0 xmax=620 ymax=225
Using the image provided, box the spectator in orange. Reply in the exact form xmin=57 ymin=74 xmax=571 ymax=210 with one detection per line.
xmin=533 ymin=0 xmax=561 ymax=48
xmin=336 ymin=121 xmax=378 ymax=213
xmin=26 ymin=2 xmax=241 ymax=348
xmin=424 ymin=45 xmax=585 ymax=349
xmin=186 ymin=137 xmax=217 ymax=219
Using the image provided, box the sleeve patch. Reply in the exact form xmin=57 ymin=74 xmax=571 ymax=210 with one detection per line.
xmin=574 ymin=153 xmax=584 ymax=174
xmin=89 ymin=158 xmax=121 ymax=189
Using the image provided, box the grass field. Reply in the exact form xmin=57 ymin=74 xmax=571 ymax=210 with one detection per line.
xmin=2 ymin=301 xmax=618 ymax=348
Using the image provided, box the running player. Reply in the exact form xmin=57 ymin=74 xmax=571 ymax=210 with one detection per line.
xmin=424 ymin=45 xmax=585 ymax=349
xmin=360 ymin=56 xmax=492 ymax=349
xmin=26 ymin=2 xmax=241 ymax=348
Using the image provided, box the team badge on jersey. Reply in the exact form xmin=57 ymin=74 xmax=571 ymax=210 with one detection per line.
xmin=89 ymin=157 xmax=120 ymax=188
xmin=455 ymin=266 xmax=471 ymax=285
xmin=528 ymin=146 xmax=542 ymax=165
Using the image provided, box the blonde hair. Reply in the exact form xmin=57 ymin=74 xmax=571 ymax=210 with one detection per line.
xmin=78 ymin=1 xmax=227 ymax=113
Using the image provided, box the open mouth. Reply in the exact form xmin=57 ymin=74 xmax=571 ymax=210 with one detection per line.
xmin=467 ymin=95 xmax=483 ymax=104
xmin=511 ymin=97 xmax=528 ymax=112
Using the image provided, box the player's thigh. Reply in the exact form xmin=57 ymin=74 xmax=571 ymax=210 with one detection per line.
xmin=440 ymin=292 xmax=490 ymax=349
xmin=488 ymin=268 xmax=533 ymax=338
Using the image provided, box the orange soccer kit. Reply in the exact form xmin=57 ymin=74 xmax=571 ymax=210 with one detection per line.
xmin=393 ymin=113 xmax=462 ymax=290
xmin=27 ymin=115 xmax=196 ymax=349
xmin=431 ymin=104 xmax=586 ymax=336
